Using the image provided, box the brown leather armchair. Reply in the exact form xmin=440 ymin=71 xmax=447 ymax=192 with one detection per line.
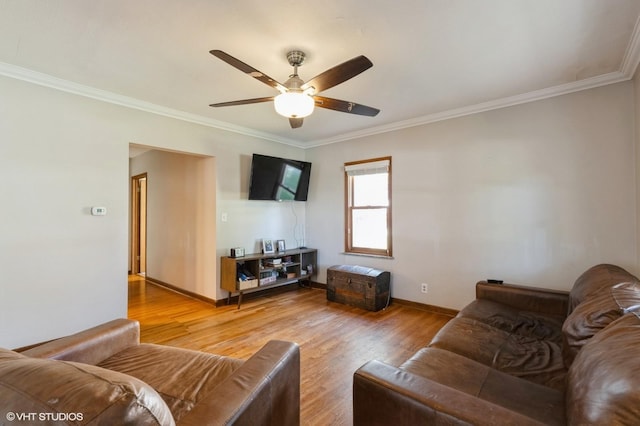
xmin=1 ymin=319 xmax=300 ymax=425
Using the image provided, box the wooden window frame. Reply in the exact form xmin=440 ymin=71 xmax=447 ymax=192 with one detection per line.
xmin=344 ymin=156 xmax=392 ymax=257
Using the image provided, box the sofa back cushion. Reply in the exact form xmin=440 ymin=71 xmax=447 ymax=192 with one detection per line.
xmin=568 ymin=264 xmax=637 ymax=314
xmin=562 ymin=281 xmax=640 ymax=366
xmin=0 ymin=348 xmax=175 ymax=425
xmin=566 ymin=312 xmax=640 ymax=425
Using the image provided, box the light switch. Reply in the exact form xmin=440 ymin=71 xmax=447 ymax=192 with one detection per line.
xmin=221 ymin=213 xmax=228 ymax=222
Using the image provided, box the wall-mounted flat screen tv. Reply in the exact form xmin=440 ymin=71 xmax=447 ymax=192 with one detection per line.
xmin=248 ymin=154 xmax=312 ymax=201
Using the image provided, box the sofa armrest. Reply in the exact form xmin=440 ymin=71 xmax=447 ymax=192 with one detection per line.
xmin=476 ymin=281 xmax=569 ymax=317
xmin=21 ymin=319 xmax=140 ymax=365
xmin=353 ymin=360 xmax=546 ymax=426
xmin=178 ymin=340 xmax=300 ymax=426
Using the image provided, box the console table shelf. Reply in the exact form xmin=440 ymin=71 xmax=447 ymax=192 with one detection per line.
xmin=221 ymin=248 xmax=317 ymax=308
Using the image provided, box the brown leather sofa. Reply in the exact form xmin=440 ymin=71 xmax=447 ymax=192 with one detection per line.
xmin=354 ymin=264 xmax=640 ymax=425
xmin=0 ymin=319 xmax=300 ymax=425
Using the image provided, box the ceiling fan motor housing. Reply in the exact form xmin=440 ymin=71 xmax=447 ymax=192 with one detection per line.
xmin=286 ymin=50 xmax=306 ymax=67
xmin=285 ymin=50 xmax=308 ymax=92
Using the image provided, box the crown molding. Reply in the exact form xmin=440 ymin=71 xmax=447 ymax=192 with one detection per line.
xmin=307 ymin=71 xmax=629 ymax=148
xmin=0 ymin=61 xmax=304 ymax=148
xmin=621 ymin=15 xmax=640 ymax=78
xmin=2 ymin=14 xmax=640 ymax=150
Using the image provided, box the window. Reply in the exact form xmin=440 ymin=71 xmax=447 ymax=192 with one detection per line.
xmin=345 ymin=157 xmax=392 ymax=256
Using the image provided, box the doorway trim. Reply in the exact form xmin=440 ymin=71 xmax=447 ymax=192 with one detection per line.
xmin=131 ymin=173 xmax=147 ymax=275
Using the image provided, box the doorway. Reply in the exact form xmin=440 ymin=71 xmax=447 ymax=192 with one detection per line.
xmin=131 ymin=173 xmax=147 ymax=276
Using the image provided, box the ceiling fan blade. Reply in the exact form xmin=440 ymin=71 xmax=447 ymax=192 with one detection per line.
xmin=302 ymin=55 xmax=373 ymax=94
xmin=289 ymin=118 xmax=304 ymax=129
xmin=314 ymin=96 xmax=380 ymax=117
xmin=210 ymin=50 xmax=286 ymax=92
xmin=209 ymin=96 xmax=274 ymax=107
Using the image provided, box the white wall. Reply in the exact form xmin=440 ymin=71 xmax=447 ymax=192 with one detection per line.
xmin=0 ymin=77 xmax=128 ymax=348
xmin=0 ymin=75 xmax=305 ymax=348
xmin=306 ymin=82 xmax=637 ymax=310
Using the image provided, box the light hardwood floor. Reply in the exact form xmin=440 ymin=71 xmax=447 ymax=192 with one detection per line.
xmin=128 ymin=276 xmax=452 ymax=425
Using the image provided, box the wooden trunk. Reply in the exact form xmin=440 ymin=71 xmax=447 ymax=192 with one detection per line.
xmin=327 ymin=265 xmax=391 ymax=311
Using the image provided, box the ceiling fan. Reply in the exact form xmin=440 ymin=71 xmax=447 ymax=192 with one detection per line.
xmin=209 ymin=49 xmax=380 ymax=129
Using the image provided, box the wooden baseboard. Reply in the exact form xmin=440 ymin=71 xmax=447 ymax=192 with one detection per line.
xmin=145 ymin=276 xmax=217 ymax=306
xmin=143 ymin=276 xmax=456 ymax=316
xmin=391 ymin=297 xmax=458 ymax=317
xmin=308 ymin=282 xmax=327 ymax=290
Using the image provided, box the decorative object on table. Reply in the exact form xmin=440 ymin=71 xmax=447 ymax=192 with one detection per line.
xmin=276 ymin=239 xmax=286 ymax=252
xmin=230 ymin=247 xmax=245 ymax=258
xmin=262 ymin=239 xmax=274 ymax=254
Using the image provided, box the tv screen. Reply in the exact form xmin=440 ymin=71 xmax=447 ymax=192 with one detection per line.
xmin=248 ymin=154 xmax=312 ymax=201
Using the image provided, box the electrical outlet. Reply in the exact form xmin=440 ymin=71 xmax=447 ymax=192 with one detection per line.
xmin=421 ymin=283 xmax=428 ymax=293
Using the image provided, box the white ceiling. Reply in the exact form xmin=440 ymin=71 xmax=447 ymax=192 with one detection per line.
xmin=1 ymin=0 xmax=640 ymax=148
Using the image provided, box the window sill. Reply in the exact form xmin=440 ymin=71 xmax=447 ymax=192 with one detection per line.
xmin=341 ymin=252 xmax=394 ymax=259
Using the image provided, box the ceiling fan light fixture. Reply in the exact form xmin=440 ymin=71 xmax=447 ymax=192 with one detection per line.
xmin=209 ymin=50 xmax=379 ymax=128
xmin=274 ymin=91 xmax=315 ymax=118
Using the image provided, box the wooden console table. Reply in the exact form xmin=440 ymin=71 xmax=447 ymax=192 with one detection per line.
xmin=221 ymin=248 xmax=317 ymax=308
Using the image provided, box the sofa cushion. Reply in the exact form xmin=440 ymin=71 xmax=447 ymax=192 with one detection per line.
xmin=429 ymin=316 xmax=566 ymax=391
xmin=400 ymin=347 xmax=565 ymax=425
xmin=98 ymin=343 xmax=243 ymax=422
xmin=566 ymin=312 xmax=640 ymax=425
xmin=562 ymin=281 xmax=640 ymax=367
xmin=568 ymin=264 xmax=637 ymax=314
xmin=459 ymin=299 xmax=564 ymax=341
xmin=0 ymin=348 xmax=174 ymax=425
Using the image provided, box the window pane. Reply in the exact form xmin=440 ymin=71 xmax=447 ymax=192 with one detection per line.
xmin=274 ymin=164 xmax=301 ymax=200
xmin=275 ymin=185 xmax=295 ymax=200
xmin=352 ymin=208 xmax=388 ymax=249
xmin=353 ymin=173 xmax=388 ymax=206
xmin=281 ymin=164 xmax=302 ymax=192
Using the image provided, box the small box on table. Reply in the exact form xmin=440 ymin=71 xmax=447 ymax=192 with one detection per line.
xmin=238 ymin=278 xmax=258 ymax=290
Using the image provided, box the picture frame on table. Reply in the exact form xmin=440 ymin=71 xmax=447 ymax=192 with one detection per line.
xmin=262 ymin=239 xmax=274 ymax=254
xmin=276 ymin=239 xmax=286 ymax=252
